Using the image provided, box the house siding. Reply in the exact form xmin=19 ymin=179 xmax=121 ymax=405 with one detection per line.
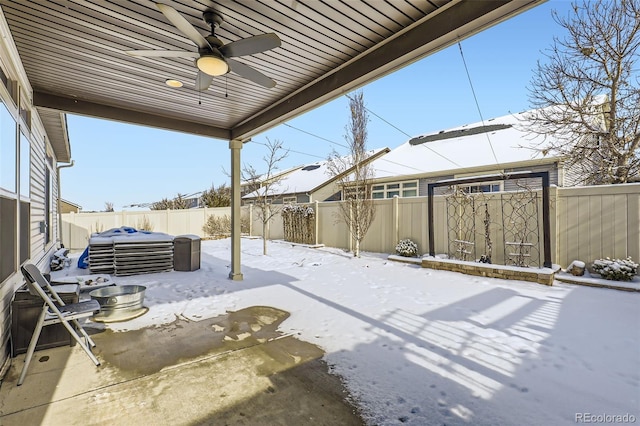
xmin=311 ymin=182 xmax=341 ymax=202
xmin=502 ymin=163 xmax=559 ymax=191
xmin=562 ymin=161 xmax=586 ymax=187
xmin=413 ymin=163 xmax=560 ymax=196
xmin=0 ymin=19 xmax=62 ymax=379
xmin=29 ymin=123 xmax=44 ymax=257
xmin=418 ymin=175 xmax=454 ymax=196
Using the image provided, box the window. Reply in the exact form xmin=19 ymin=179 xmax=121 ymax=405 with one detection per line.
xmin=0 ymin=100 xmax=17 ymax=282
xmin=19 ymin=130 xmax=31 ymax=261
xmin=342 ymin=184 xmax=368 ymax=200
xmin=20 ymin=201 xmax=30 ymax=263
xmin=282 ymin=196 xmax=297 ymax=204
xmin=371 ymin=181 xmax=419 ymax=199
xmin=45 ymin=166 xmax=52 ymax=244
xmin=20 ymin=130 xmax=30 ymax=198
xmin=0 ymin=102 xmax=16 ymax=194
xmin=461 ymin=182 xmax=502 ymax=193
xmin=1 ymin=196 xmax=16 ymax=282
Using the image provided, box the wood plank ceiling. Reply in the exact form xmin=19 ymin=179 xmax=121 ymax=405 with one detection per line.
xmin=0 ymin=0 xmax=544 ymax=149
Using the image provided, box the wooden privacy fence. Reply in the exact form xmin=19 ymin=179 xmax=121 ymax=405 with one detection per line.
xmin=62 ymin=184 xmax=640 ymax=268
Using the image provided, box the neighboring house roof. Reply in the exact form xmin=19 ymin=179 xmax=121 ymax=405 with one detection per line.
xmin=60 ymin=199 xmax=81 ymax=209
xmin=243 ymin=147 xmax=389 ymax=199
xmin=240 ymin=164 xmax=302 ymax=188
xmin=370 ymin=110 xmax=559 ymax=180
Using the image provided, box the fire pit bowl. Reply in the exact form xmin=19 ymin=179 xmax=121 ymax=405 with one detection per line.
xmin=89 ymin=285 xmax=147 ymax=322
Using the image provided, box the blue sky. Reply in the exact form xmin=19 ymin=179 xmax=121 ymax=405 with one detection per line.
xmin=63 ymin=0 xmax=574 ymax=212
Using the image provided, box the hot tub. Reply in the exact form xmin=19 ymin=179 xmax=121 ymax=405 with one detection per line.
xmin=90 ymin=285 xmax=147 ymax=322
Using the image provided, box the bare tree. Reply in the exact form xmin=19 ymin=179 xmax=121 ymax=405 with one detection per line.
xmin=104 ymin=202 xmax=114 ymax=212
xmin=526 ymin=0 xmax=640 ymax=184
xmin=242 ymin=138 xmax=289 ymax=255
xmin=327 ymin=91 xmax=376 ymax=257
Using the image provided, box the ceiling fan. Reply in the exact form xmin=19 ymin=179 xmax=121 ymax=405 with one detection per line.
xmin=126 ymin=3 xmax=281 ymax=90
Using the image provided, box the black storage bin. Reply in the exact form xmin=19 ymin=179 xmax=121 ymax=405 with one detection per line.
xmin=173 ymin=235 xmax=201 ymax=271
xmin=11 ymin=284 xmax=80 ymax=357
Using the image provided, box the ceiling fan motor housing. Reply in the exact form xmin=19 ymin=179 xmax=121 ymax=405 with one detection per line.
xmin=126 ymin=4 xmax=278 ymax=88
xmin=203 ymin=11 xmax=224 ymax=28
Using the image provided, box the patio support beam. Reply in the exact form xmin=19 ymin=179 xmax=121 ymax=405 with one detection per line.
xmin=229 ymin=139 xmax=244 ymax=281
xmin=33 ymin=91 xmax=231 ymax=140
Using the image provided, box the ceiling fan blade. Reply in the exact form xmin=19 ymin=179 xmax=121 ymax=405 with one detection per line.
xmin=227 ymin=58 xmax=276 ymax=88
xmin=157 ymin=3 xmax=211 ymax=50
xmin=220 ymin=33 xmax=281 ymax=58
xmin=195 ymin=71 xmax=214 ymax=91
xmin=125 ymin=50 xmax=199 ymax=58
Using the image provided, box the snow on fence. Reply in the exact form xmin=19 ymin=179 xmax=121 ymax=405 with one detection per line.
xmin=61 ymin=184 xmax=640 ymax=269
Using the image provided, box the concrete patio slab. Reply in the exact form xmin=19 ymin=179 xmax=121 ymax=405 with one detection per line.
xmin=0 ymin=306 xmax=363 ymax=425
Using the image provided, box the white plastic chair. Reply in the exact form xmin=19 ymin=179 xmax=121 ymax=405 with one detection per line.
xmin=18 ymin=263 xmax=101 ymax=385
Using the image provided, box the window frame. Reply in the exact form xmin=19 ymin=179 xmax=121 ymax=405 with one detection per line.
xmin=371 ymin=180 xmax=419 ymax=199
xmin=19 ymin=129 xmax=30 ymax=200
xmin=0 ymin=88 xmax=21 ymax=283
xmin=460 ymin=181 xmax=503 ymax=194
xmin=0 ymin=100 xmax=17 ymax=197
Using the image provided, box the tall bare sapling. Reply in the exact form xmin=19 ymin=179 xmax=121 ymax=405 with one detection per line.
xmin=327 ymin=91 xmax=376 ymax=257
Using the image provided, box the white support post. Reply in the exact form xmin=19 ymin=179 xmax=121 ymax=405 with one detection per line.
xmin=229 ymin=139 xmax=244 ymax=281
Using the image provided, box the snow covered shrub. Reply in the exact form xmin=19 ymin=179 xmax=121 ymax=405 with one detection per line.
xmin=202 ymin=214 xmax=249 ymax=237
xmin=395 ymin=239 xmax=418 ymax=257
xmin=591 ymin=257 xmax=638 ymax=281
xmin=282 ymin=204 xmax=315 ymax=244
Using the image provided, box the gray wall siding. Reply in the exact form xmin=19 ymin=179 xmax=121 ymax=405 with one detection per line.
xmin=562 ymin=161 xmax=587 ymax=187
xmin=0 ymin=29 xmax=61 ymax=378
xmin=503 ymin=163 xmax=559 ymax=191
xmin=419 ymin=175 xmax=454 ymax=196
xmin=28 ymin=123 xmax=48 ymax=260
xmin=415 ymin=164 xmax=560 ymax=196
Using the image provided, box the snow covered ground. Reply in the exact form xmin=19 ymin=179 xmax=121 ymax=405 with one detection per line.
xmin=54 ymin=238 xmax=639 ymax=425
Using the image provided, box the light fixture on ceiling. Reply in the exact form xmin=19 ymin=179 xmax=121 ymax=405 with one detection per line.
xmin=165 ymin=79 xmax=183 ymax=88
xmin=196 ymin=53 xmax=229 ymax=76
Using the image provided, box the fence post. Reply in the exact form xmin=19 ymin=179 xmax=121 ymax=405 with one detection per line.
xmin=393 ymin=195 xmax=399 ymax=247
xmin=66 ymin=212 xmax=73 ymax=248
xmin=249 ymin=204 xmax=253 ymax=236
xmin=349 ymin=201 xmax=353 ymax=252
xmin=314 ymin=200 xmax=319 ymax=245
xmin=203 ymin=206 xmax=208 ymax=236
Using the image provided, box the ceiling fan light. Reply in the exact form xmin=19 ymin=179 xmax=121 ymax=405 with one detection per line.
xmin=197 ymin=55 xmax=228 ymax=76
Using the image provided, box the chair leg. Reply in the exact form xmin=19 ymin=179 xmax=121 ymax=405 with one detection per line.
xmin=17 ymin=307 xmax=47 ymax=386
xmin=70 ymin=318 xmax=96 ymax=348
xmin=60 ymin=321 xmax=100 ymax=366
